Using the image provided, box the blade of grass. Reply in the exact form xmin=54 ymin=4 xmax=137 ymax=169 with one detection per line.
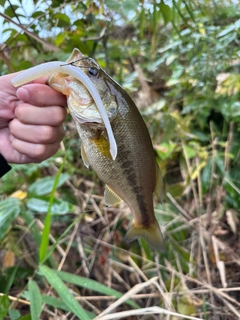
xmin=39 ymin=152 xmax=68 ymax=263
xmin=39 ymin=265 xmax=91 ymax=320
xmin=95 ymin=306 xmax=203 ymax=320
xmin=28 ymin=280 xmax=42 ymax=320
xmin=54 ymin=269 xmax=139 ymax=309
xmin=20 ymin=211 xmax=56 ymax=268
xmin=41 ymin=216 xmax=82 ymax=265
xmin=2 ymin=266 xmax=18 ymax=294
xmin=22 ymin=293 xmax=95 ymax=318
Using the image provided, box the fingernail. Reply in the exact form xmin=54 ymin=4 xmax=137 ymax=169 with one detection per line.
xmin=16 ymin=87 xmax=29 ymax=102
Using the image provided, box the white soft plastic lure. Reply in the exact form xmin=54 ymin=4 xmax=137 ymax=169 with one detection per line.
xmin=11 ymin=62 xmax=117 ymax=160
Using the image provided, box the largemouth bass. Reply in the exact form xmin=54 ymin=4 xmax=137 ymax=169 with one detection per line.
xmin=48 ymin=48 xmax=164 ymax=251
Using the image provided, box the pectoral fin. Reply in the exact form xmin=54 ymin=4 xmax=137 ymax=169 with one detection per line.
xmin=104 ymin=185 xmax=123 ymax=207
xmin=81 ymin=144 xmax=90 ymax=168
xmin=125 ymin=218 xmax=165 ymax=252
xmin=154 ymin=163 xmax=164 ymax=203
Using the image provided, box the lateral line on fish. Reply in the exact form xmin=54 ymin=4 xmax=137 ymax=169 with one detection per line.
xmin=11 ymin=62 xmax=117 ymax=160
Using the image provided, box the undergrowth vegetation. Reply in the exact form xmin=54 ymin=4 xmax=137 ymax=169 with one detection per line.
xmin=0 ymin=0 xmax=240 ymax=319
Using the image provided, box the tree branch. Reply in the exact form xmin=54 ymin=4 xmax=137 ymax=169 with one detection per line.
xmin=0 ymin=12 xmax=60 ymax=52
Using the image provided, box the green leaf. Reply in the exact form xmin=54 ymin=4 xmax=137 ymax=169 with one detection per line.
xmin=39 ymin=266 xmax=91 ymax=320
xmin=18 ymin=315 xmax=31 ymax=320
xmin=8 ymin=309 xmax=21 ymax=320
xmin=201 ymin=159 xmax=212 ymax=193
xmin=215 ymin=156 xmax=225 ymax=175
xmin=22 ymin=291 xmax=70 ymax=311
xmin=54 ymin=33 xmax=66 ymax=46
xmin=54 ymin=13 xmax=70 ymax=23
xmin=4 ymin=5 xmax=19 ymax=18
xmin=73 ymin=19 xmax=84 ymax=28
xmin=167 ymin=183 xmax=185 ymax=198
xmin=28 ymin=281 xmax=42 ymax=320
xmin=31 ymin=11 xmax=45 ymax=19
xmin=159 ymin=2 xmax=172 ymax=23
xmin=51 ymin=0 xmax=63 ymax=8
xmin=184 ymin=145 xmax=197 ymax=159
xmin=1 ymin=266 xmax=18 ymax=294
xmin=28 ymin=173 xmax=69 ymax=196
xmin=54 ymin=13 xmax=70 ymax=27
xmin=0 ymin=198 xmax=21 ymax=240
xmin=156 ymin=142 xmax=176 ymax=160
xmin=22 ymin=292 xmax=94 ymax=318
xmin=55 ymin=269 xmax=139 ymax=309
xmin=158 ymin=40 xmax=182 ymax=53
xmin=217 ymin=23 xmax=236 ymax=37
xmin=177 ymin=295 xmax=197 ymax=315
xmin=0 ymin=295 xmax=10 ymax=320
xmin=18 ymin=61 xmax=33 ymax=70
xmin=27 ymin=197 xmax=73 ymax=215
xmin=231 ymin=101 xmax=240 ymax=118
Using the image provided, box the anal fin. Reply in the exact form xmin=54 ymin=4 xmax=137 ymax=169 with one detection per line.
xmin=104 ymin=185 xmax=123 ymax=207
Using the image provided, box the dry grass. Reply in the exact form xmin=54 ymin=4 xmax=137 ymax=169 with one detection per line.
xmin=2 ymin=147 xmax=240 ymax=320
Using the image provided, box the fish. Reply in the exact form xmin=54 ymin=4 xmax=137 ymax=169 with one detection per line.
xmin=48 ymin=48 xmax=164 ymax=251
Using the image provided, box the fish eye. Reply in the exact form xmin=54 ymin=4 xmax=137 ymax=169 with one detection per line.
xmin=88 ymin=67 xmax=98 ymax=77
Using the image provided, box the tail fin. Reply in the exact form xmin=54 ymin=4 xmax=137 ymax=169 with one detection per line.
xmin=125 ymin=219 xmax=165 ymax=252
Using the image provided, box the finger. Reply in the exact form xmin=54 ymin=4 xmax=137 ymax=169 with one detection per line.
xmin=0 ymin=127 xmax=52 ymax=164
xmin=11 ymin=138 xmax=61 ymax=162
xmin=16 ymin=83 xmax=67 ymax=107
xmin=9 ymin=119 xmax=65 ymax=144
xmin=15 ymin=103 xmax=67 ymax=126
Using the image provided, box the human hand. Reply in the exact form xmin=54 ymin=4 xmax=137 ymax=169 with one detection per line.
xmin=0 ymin=73 xmax=67 ymax=164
